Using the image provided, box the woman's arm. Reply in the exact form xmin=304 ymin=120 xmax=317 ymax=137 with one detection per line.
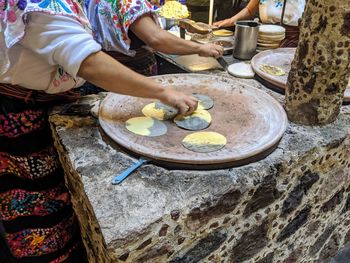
xmin=130 ymin=15 xmax=224 ymax=58
xmin=22 ymin=13 xmax=197 ymax=115
xmin=78 ymin=51 xmax=198 ymax=114
xmin=213 ymin=0 xmax=259 ymax=28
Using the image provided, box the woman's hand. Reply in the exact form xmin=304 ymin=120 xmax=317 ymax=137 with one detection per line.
xmin=158 ymin=89 xmax=198 ymax=115
xmin=213 ymin=17 xmax=236 ymax=28
xmin=198 ymin=43 xmax=224 ymax=58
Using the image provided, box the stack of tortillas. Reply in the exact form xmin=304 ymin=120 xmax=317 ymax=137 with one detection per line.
xmin=257 ymin=25 xmax=285 ymax=51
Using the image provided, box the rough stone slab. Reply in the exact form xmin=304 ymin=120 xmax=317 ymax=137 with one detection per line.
xmin=49 ymin=75 xmax=350 ymax=263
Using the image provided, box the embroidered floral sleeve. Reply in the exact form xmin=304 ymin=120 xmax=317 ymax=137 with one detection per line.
xmin=85 ymin=0 xmax=156 ymax=55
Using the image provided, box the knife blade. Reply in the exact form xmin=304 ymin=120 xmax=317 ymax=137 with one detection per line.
xmin=216 ymin=56 xmax=228 ymax=70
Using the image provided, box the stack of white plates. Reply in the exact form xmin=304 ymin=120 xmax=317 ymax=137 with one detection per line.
xmin=257 ymin=25 xmax=286 ymax=51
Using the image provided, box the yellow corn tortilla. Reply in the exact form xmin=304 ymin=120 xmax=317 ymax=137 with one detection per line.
xmin=174 ymin=110 xmax=212 ymax=131
xmin=259 ymin=64 xmax=286 ymax=76
xmin=213 ymin=29 xmax=233 ymax=37
xmin=142 ymin=102 xmax=178 ymax=120
xmin=182 ymin=131 xmax=227 ymax=153
xmin=125 ymin=116 xmax=167 ymax=137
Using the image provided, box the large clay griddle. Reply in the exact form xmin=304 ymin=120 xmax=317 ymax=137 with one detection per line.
xmin=99 ymin=74 xmax=287 ymax=169
xmin=251 ymin=48 xmax=350 ymax=104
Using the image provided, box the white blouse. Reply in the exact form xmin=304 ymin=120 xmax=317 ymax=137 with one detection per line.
xmin=0 ymin=13 xmax=101 ymax=93
xmin=259 ymin=0 xmax=306 ymax=27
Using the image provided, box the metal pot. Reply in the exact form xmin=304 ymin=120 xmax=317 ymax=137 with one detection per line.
xmin=233 ymin=20 xmax=260 ymax=60
xmin=159 ymin=16 xmax=179 ymax=30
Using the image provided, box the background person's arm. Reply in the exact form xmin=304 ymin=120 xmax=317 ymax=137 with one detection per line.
xmin=130 ymin=15 xmax=224 ymax=58
xmin=213 ymin=0 xmax=259 ymax=28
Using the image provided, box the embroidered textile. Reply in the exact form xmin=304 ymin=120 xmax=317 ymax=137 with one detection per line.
xmin=0 ymin=95 xmax=87 ymax=262
xmin=84 ymin=0 xmax=155 ymax=55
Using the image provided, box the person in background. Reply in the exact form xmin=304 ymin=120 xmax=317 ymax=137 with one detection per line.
xmin=84 ymin=0 xmax=224 ymax=76
xmin=0 ymin=0 xmax=197 ymax=261
xmin=213 ymin=0 xmax=306 ymax=47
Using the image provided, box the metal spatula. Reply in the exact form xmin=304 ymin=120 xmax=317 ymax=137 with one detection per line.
xmin=216 ymin=57 xmax=228 ymax=70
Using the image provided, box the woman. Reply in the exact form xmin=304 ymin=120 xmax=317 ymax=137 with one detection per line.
xmin=213 ymin=0 xmax=306 ymax=47
xmin=84 ymin=0 xmax=224 ymax=76
xmin=0 ymin=0 xmax=197 ymax=261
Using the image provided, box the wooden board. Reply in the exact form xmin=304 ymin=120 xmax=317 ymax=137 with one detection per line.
xmin=99 ymin=74 xmax=287 ymax=168
xmin=251 ymin=48 xmax=350 ymax=104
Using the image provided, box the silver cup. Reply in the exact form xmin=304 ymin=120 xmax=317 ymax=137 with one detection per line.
xmin=233 ymin=20 xmax=260 ymax=60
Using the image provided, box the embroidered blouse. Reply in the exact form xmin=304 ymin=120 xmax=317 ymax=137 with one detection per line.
xmin=83 ymin=0 xmax=156 ymax=56
xmin=0 ymin=0 xmax=101 ymax=93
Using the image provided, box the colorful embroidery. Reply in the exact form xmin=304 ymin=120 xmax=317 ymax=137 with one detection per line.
xmin=0 ymin=183 xmax=70 ymax=221
xmin=85 ymin=0 xmax=155 ymax=54
xmin=0 ymin=101 xmax=84 ymax=261
xmin=7 ymin=215 xmax=76 ymax=258
xmin=0 ymin=146 xmax=59 ymax=179
xmin=0 ymin=109 xmax=46 ymax=138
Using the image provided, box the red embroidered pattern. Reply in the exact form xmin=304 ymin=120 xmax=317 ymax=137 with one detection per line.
xmin=0 ymin=109 xmax=46 ymax=138
xmin=7 ymin=215 xmax=76 ymax=258
xmin=0 ymin=184 xmax=70 ymax=221
xmin=0 ymin=146 xmax=59 ymax=179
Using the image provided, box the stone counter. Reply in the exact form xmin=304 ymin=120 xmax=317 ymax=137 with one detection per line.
xmin=49 ymin=75 xmax=350 ymax=263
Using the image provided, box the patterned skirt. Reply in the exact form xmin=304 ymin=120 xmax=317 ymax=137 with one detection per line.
xmin=0 ymin=95 xmax=87 ymax=262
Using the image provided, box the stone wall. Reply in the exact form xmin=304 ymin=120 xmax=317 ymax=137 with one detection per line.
xmin=99 ymin=136 xmax=350 ymax=263
xmin=49 ymin=84 xmax=350 ymax=263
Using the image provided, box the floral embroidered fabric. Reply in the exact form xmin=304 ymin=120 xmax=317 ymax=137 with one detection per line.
xmin=0 ymin=147 xmax=59 ymax=179
xmin=7 ymin=215 xmax=76 ymax=258
xmin=0 ymin=109 xmax=46 ymax=138
xmin=0 ymin=96 xmax=86 ymax=262
xmin=0 ymin=183 xmax=69 ymax=221
xmin=84 ymin=0 xmax=156 ymax=55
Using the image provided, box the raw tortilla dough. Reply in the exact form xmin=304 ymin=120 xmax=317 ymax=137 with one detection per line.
xmin=174 ymin=110 xmax=212 ymax=130
xmin=227 ymin=62 xmax=255 ymax=78
xmin=182 ymin=131 xmax=227 ymax=153
xmin=192 ymin=94 xmax=214 ymax=110
xmin=142 ymin=102 xmax=178 ymax=120
xmin=125 ymin=116 xmax=167 ymax=137
xmin=259 ymin=25 xmax=286 ymax=35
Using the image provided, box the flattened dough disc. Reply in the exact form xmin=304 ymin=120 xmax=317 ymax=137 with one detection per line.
xmin=192 ymin=94 xmax=214 ymax=110
xmin=213 ymin=29 xmax=233 ymax=37
xmin=125 ymin=116 xmax=167 ymax=137
xmin=174 ymin=110 xmax=212 ymax=130
xmin=259 ymin=25 xmax=286 ymax=35
xmin=142 ymin=102 xmax=178 ymax=120
xmin=228 ymin=62 xmax=255 ymax=78
xmin=182 ymin=131 xmax=227 ymax=153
